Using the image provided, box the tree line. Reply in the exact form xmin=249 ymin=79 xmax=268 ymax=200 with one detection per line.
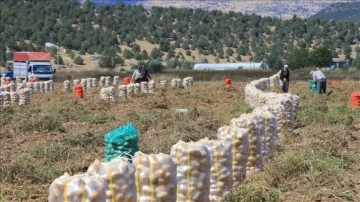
xmin=1 ymin=0 xmax=360 ymax=71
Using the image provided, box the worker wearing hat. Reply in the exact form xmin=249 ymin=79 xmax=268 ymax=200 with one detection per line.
xmin=310 ymin=68 xmax=327 ymax=94
xmin=279 ymin=64 xmax=290 ymax=93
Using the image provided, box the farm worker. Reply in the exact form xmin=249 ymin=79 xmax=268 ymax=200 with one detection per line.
xmin=131 ymin=65 xmax=152 ymax=84
xmin=279 ymin=64 xmax=290 ymax=93
xmin=310 ymin=68 xmax=327 ymax=94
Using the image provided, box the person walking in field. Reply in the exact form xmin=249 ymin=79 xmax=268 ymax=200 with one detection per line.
xmin=132 ymin=65 xmax=152 ymax=83
xmin=279 ymin=64 xmax=290 ymax=93
xmin=310 ymin=68 xmax=327 ymax=94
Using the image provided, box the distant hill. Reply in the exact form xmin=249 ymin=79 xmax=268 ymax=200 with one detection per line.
xmin=309 ymin=1 xmax=360 ymax=22
xmin=81 ymin=0 xmax=358 ymax=20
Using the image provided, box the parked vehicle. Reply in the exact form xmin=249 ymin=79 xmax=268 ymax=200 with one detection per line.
xmin=9 ymin=52 xmax=55 ymax=81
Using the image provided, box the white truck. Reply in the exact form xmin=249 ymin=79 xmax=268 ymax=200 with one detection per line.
xmin=11 ymin=52 xmax=54 ymax=81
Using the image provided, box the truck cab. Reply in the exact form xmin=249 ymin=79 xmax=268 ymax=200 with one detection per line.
xmin=27 ymin=61 xmax=54 ymax=81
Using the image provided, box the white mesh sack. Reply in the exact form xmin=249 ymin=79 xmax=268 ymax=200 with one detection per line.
xmin=1 ymin=91 xmax=10 ymax=107
xmin=160 ymin=80 xmax=167 ymax=88
xmin=49 ymin=80 xmax=54 ymax=92
xmin=182 ymin=77 xmax=190 ymax=89
xmin=198 ymin=138 xmax=232 ymax=201
xmin=133 ymin=152 xmax=177 ymax=202
xmin=86 ymin=78 xmax=92 ymax=89
xmin=126 ymin=84 xmax=134 ymax=97
xmin=217 ymin=126 xmax=249 ymax=187
xmin=44 ymin=81 xmax=51 ymax=93
xmin=105 ymin=76 xmax=112 ymax=87
xmin=81 ymin=78 xmax=87 ymax=92
xmin=100 ymin=87 xmax=109 ymax=100
xmin=10 ymin=91 xmax=19 ymax=104
xmin=18 ymin=88 xmax=31 ymax=106
xmin=48 ymin=172 xmax=107 ymax=202
xmin=99 ymin=76 xmax=106 ymax=87
xmin=113 ymin=76 xmax=120 ymax=86
xmin=252 ymin=108 xmax=279 ymax=162
xmin=10 ymin=82 xmax=16 ymax=92
xmin=33 ymin=82 xmax=40 ymax=92
xmin=17 ymin=83 xmax=25 ymax=91
xmin=265 ymin=97 xmax=290 ymax=133
xmin=92 ymin=78 xmax=98 ymax=88
xmin=87 ymin=158 xmax=137 ymax=202
xmin=118 ymin=85 xmax=127 ymax=100
xmin=108 ymin=86 xmax=116 ymax=102
xmin=229 ymin=114 xmax=264 ymax=175
xmin=140 ymin=81 xmax=149 ymax=94
xmin=134 ymin=83 xmax=141 ymax=94
xmin=63 ymin=80 xmax=70 ymax=92
xmin=171 ymin=79 xmax=180 ymax=88
xmin=0 ymin=93 xmax=3 ymax=107
xmin=170 ymin=140 xmax=211 ymax=202
xmin=148 ymin=80 xmax=155 ymax=94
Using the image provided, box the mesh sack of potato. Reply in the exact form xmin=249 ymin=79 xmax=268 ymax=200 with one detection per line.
xmin=99 ymin=76 xmax=106 ymax=87
xmin=17 ymin=82 xmax=25 ymax=91
xmin=92 ymin=78 xmax=98 ymax=87
xmin=264 ymin=102 xmax=287 ymax=137
xmin=274 ymin=94 xmax=294 ymax=132
xmin=104 ymin=123 xmax=139 ymax=162
xmin=1 ymin=85 xmax=10 ymax=92
xmin=269 ymin=73 xmax=280 ymax=88
xmin=10 ymin=82 xmax=16 ymax=92
xmin=86 ymin=78 xmax=92 ymax=89
xmin=19 ymin=88 xmax=31 ymax=106
xmin=198 ymin=138 xmax=232 ymax=201
xmin=133 ymin=152 xmax=177 ymax=202
xmin=140 ymin=82 xmax=149 ymax=94
xmin=49 ymin=80 xmax=55 ymax=92
xmin=284 ymin=93 xmax=300 ymax=117
xmin=171 ymin=79 xmax=180 ymax=88
xmin=63 ymin=80 xmax=70 ymax=92
xmin=118 ymin=85 xmax=127 ymax=100
xmin=113 ymin=76 xmax=120 ymax=86
xmin=134 ymin=83 xmax=141 ymax=94
xmin=1 ymin=91 xmax=11 ymax=107
xmin=252 ymin=107 xmax=279 ymax=162
xmin=170 ymin=140 xmax=211 ymax=202
xmin=108 ymin=86 xmax=116 ymax=102
xmin=87 ymin=158 xmax=137 ymax=202
xmin=80 ymin=78 xmax=87 ymax=92
xmin=160 ymin=80 xmax=167 ymax=89
xmin=182 ymin=77 xmax=190 ymax=89
xmin=105 ymin=76 xmax=112 ymax=87
xmin=100 ymin=87 xmax=109 ymax=100
xmin=265 ymin=97 xmax=291 ymax=133
xmin=229 ymin=114 xmax=264 ymax=175
xmin=44 ymin=81 xmax=51 ymax=93
xmin=10 ymin=91 xmax=19 ymax=104
xmin=48 ymin=172 xmax=107 ymax=202
xmin=33 ymin=82 xmax=40 ymax=92
xmin=126 ymin=84 xmax=134 ymax=97
xmin=217 ymin=126 xmax=249 ymax=187
xmin=0 ymin=93 xmax=2 ymax=107
xmin=148 ymin=80 xmax=155 ymax=94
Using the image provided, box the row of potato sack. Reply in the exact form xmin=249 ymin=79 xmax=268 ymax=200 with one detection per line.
xmin=0 ymin=88 xmax=32 ymax=107
xmin=48 ymin=112 xmax=280 ymax=202
xmin=0 ymin=80 xmax=55 ymax=94
xmin=48 ymin=103 xmax=290 ymax=202
xmin=99 ymin=81 xmax=157 ymax=101
xmin=63 ymin=77 xmax=195 ymax=92
xmin=48 ymin=73 xmax=298 ymax=202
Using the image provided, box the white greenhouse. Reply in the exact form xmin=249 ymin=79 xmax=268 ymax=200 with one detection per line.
xmin=193 ymin=62 xmax=268 ymax=70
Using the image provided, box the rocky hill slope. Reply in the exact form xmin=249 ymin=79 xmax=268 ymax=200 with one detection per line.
xmin=83 ymin=0 xmax=359 ymax=19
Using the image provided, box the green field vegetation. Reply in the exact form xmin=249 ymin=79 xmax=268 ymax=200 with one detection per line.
xmin=1 ymin=69 xmax=360 ymax=201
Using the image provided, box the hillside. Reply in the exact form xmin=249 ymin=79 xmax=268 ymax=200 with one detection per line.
xmin=309 ymin=1 xmax=360 ymax=22
xmin=84 ymin=0 xmax=358 ymax=19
